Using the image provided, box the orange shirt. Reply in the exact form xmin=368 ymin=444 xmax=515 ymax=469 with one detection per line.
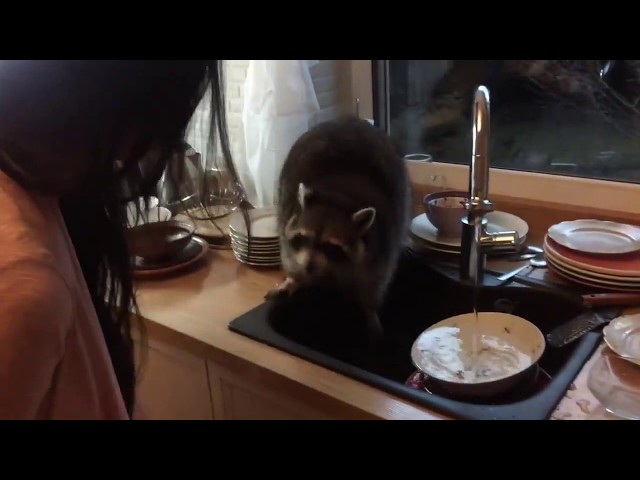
xmin=0 ymin=170 xmax=133 ymax=419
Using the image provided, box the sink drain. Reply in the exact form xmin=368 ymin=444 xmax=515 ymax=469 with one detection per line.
xmin=493 ymin=298 xmax=516 ymax=314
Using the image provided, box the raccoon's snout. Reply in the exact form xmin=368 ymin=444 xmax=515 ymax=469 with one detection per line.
xmin=294 ymin=248 xmax=327 ymax=276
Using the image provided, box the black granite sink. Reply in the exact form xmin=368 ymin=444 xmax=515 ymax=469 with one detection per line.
xmin=228 ymin=248 xmax=601 ymax=420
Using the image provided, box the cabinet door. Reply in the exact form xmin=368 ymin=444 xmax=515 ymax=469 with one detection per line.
xmin=135 ymin=337 xmax=214 ymax=420
xmin=207 ymin=361 xmax=333 ymax=420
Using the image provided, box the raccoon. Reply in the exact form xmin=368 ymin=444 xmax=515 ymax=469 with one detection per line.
xmin=265 ymin=116 xmax=412 ymax=341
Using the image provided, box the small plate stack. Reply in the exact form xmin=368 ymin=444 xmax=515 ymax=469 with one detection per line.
xmin=228 ymin=207 xmax=281 ymax=267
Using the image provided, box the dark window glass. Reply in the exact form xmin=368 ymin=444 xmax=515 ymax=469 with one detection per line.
xmin=379 ymin=60 xmax=640 ymax=183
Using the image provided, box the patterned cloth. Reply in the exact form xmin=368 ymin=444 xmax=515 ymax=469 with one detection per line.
xmin=405 ymin=342 xmax=623 ymax=420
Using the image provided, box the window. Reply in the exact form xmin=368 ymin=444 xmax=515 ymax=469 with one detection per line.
xmin=370 ymin=60 xmax=640 ymax=215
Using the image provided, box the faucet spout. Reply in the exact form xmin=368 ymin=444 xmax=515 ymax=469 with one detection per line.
xmin=469 ymin=86 xmax=491 ymax=209
xmin=460 ymin=85 xmax=519 ymax=284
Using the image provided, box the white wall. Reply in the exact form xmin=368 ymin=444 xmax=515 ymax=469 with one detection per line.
xmin=224 ymin=60 xmax=251 ymax=168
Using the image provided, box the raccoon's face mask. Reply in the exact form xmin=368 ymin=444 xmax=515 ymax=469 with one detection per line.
xmin=283 ymin=183 xmax=376 ymax=280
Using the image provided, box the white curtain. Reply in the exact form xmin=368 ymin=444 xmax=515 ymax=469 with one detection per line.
xmin=241 ymin=60 xmax=320 ymax=208
xmin=185 ymin=87 xmax=211 ymax=167
xmin=185 ymin=60 xmax=321 ymax=209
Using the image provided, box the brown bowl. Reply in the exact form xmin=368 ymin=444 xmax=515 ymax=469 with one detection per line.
xmin=127 ymin=219 xmax=195 ymax=260
xmin=423 ymin=190 xmax=469 ymax=236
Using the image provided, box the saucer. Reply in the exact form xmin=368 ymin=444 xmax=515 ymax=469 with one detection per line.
xmin=410 ymin=210 xmax=529 ymax=249
xmin=548 ymin=219 xmax=640 ymax=255
xmin=133 ymin=236 xmax=209 ymax=278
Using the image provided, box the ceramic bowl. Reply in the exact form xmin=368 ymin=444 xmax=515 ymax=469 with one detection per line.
xmin=411 ymin=311 xmax=545 ymax=399
xmin=126 ymin=219 xmax=195 ymax=260
xmin=423 ymin=190 xmax=469 ymax=237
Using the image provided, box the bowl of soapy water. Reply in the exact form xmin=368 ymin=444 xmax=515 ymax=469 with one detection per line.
xmin=411 ymin=312 xmax=545 ymax=399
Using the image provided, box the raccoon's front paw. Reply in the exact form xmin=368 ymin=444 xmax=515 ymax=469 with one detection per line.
xmin=264 ymin=277 xmax=298 ymax=301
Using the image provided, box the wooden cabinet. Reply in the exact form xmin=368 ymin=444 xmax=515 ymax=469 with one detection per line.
xmin=207 ymin=362 xmax=333 ymax=420
xmin=134 ymin=331 xmax=334 ymax=420
xmin=134 ymin=336 xmax=214 ymax=420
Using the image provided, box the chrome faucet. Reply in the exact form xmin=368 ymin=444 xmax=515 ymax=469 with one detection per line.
xmin=460 ymin=86 xmax=519 ymax=284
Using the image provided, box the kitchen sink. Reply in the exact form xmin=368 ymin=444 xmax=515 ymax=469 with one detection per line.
xmin=228 ymin=248 xmax=601 ymax=420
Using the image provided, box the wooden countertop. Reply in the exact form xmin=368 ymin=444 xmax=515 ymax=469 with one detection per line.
xmin=134 ymin=245 xmax=632 ymax=420
xmin=134 ymin=248 xmax=446 ymax=420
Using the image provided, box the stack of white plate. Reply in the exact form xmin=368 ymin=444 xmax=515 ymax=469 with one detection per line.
xmin=409 ymin=211 xmax=529 ymax=255
xmin=544 ymin=219 xmax=640 ymax=292
xmin=228 ymin=207 xmax=281 ymax=267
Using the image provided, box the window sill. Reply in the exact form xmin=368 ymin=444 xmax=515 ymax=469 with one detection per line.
xmin=407 ymin=161 xmax=640 ymax=217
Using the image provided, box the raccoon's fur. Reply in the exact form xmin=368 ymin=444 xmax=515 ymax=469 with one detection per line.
xmin=265 ymin=116 xmax=412 ymax=340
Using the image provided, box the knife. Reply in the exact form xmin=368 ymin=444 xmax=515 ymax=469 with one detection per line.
xmin=546 ymin=306 xmax=624 ymax=348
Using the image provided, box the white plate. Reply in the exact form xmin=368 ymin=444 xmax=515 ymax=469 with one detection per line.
xmin=544 ymin=252 xmax=640 ymax=287
xmin=410 ymin=211 xmax=529 ymax=248
xmin=229 ymin=230 xmax=279 ymax=245
xmin=543 ymin=235 xmax=640 ymax=278
xmin=233 ymin=252 xmax=280 ymax=267
xmin=228 ymin=207 xmax=278 ymax=239
xmin=546 ymin=257 xmax=640 ymax=292
xmin=231 ymin=242 xmax=280 ymax=253
xmin=544 ymin=246 xmax=640 ymax=284
xmin=231 ymin=240 xmax=280 ymax=257
xmin=603 ymin=315 xmax=640 ymax=366
xmin=408 ymin=235 xmax=460 ymax=255
xmin=548 ymin=219 xmax=640 ymax=255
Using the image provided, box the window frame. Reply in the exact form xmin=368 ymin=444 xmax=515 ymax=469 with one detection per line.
xmin=353 ymin=60 xmax=640 ymax=216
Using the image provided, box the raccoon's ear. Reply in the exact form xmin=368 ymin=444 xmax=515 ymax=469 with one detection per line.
xmin=298 ymin=183 xmax=311 ymax=209
xmin=352 ymin=207 xmax=376 ymax=235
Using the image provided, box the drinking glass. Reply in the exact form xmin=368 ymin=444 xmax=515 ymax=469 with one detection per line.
xmin=587 ymin=348 xmax=640 ymax=420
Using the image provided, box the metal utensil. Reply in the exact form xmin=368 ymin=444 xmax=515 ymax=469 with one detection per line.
xmin=504 ymin=245 xmax=543 ymax=261
xmin=546 ymin=306 xmax=624 ymax=348
xmin=520 ymin=245 xmax=543 ymax=256
xmin=497 ymin=255 xmax=547 ymax=283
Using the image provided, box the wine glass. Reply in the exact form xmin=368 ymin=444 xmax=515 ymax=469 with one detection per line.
xmin=587 ymin=347 xmax=640 ymax=420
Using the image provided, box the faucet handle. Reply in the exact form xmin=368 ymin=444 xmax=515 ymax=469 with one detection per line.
xmin=464 ymin=197 xmax=495 ymax=214
xmin=480 ymin=230 xmax=520 ymax=252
